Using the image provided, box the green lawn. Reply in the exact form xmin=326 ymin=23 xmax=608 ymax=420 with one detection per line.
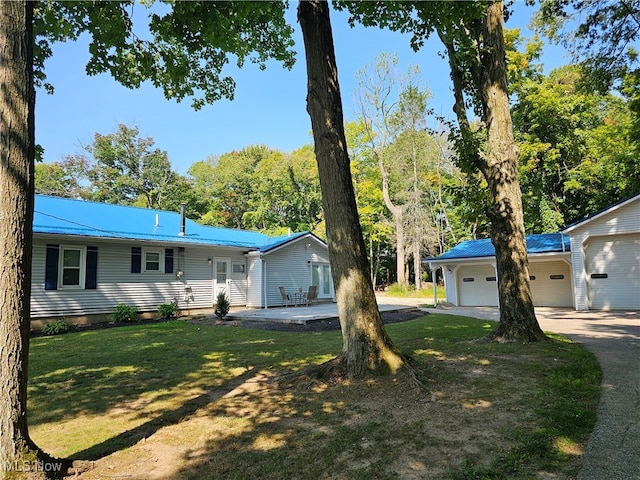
xmin=28 ymin=315 xmax=601 ymax=479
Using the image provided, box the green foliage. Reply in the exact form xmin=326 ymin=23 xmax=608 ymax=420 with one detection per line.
xmin=513 ymin=65 xmax=639 ymax=228
xmin=85 ymin=124 xmax=179 ymax=209
xmin=34 ymin=1 xmax=296 ymax=109
xmin=385 ymin=282 xmax=445 ymax=300
xmin=533 ymin=0 xmax=640 ymax=93
xmin=34 ymin=124 xmax=203 ymax=215
xmin=41 ymin=319 xmax=69 ymax=336
xmin=158 ymin=301 xmax=178 ymax=320
xmin=214 ymin=291 xmax=230 ymax=320
xmin=111 ymin=304 xmax=138 ymax=323
xmin=188 ymin=145 xmax=323 ymax=234
xmin=35 ymin=155 xmax=89 ymax=198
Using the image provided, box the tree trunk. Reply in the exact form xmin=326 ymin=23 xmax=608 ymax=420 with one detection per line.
xmin=413 ymin=243 xmax=422 ymax=290
xmin=298 ymin=0 xmax=404 ymax=376
xmin=479 ymin=2 xmax=546 ymax=342
xmin=394 ymin=212 xmax=406 ymax=285
xmin=0 ymin=0 xmax=39 ymax=472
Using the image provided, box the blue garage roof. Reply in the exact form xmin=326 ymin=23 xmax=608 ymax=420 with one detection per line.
xmin=427 ymin=233 xmax=570 ymax=261
xmin=33 ymin=195 xmax=308 ymax=252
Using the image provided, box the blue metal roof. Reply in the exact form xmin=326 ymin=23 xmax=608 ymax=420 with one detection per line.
xmin=427 ymin=233 xmax=570 ymax=261
xmin=33 ymin=195 xmax=309 ymax=251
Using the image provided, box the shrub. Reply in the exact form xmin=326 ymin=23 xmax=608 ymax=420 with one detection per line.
xmin=214 ymin=292 xmax=230 ymax=320
xmin=158 ymin=301 xmax=179 ymax=319
xmin=42 ymin=319 xmax=68 ymax=336
xmin=111 ymin=304 xmax=138 ymax=323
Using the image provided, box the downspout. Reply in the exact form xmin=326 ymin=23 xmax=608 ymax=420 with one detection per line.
xmin=429 ymin=262 xmax=437 ymax=307
xmin=263 ymin=259 xmax=267 ymax=309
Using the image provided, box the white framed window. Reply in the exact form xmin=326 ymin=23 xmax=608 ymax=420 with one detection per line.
xmin=143 ymin=249 xmax=163 ymax=273
xmin=59 ymin=246 xmax=86 ymax=289
xmin=232 ymin=262 xmax=246 ymax=274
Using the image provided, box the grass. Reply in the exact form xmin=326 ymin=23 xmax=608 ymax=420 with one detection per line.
xmin=27 ymin=315 xmax=601 ymax=479
xmin=384 ymin=282 xmax=446 ymax=300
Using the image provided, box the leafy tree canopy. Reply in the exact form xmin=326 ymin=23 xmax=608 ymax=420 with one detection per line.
xmin=33 ymin=1 xmax=296 ymax=108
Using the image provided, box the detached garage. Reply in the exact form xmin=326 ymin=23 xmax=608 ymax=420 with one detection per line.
xmin=427 ymin=233 xmax=573 ymax=308
xmin=563 ymin=194 xmax=640 ymax=310
xmin=427 ymin=192 xmax=640 ymax=311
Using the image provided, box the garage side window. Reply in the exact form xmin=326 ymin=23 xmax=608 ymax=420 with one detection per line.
xmin=590 ymin=273 xmax=608 ymax=279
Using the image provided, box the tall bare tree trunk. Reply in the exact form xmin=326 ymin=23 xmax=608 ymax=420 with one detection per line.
xmin=298 ymin=0 xmax=404 ymax=376
xmin=0 ymin=0 xmax=38 ymax=472
xmin=479 ymin=2 xmax=545 ymax=342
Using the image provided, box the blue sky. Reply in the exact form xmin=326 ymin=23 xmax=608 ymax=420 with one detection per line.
xmin=35 ymin=2 xmax=567 ymax=174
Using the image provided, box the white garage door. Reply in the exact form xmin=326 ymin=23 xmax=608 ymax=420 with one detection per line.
xmin=457 ymin=264 xmax=499 ymax=306
xmin=528 ymin=261 xmax=573 ymax=307
xmin=586 ymin=234 xmax=640 ymax=310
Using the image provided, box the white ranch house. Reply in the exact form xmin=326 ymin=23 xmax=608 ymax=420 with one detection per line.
xmin=427 ymin=192 xmax=640 ymax=311
xmin=31 ymin=195 xmax=334 ymax=326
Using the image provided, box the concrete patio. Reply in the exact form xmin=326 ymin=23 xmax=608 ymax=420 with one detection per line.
xmin=226 ymin=295 xmax=425 ymax=324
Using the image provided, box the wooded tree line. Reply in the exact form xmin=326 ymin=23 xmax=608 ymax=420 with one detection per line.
xmin=36 ymin=53 xmax=640 ymax=287
xmin=3 ymin=0 xmax=640 ymax=474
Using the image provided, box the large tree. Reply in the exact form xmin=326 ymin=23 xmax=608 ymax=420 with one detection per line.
xmin=339 ymin=1 xmax=546 ymax=342
xmin=298 ymin=0 xmax=405 ymax=376
xmin=82 ymin=124 xmax=178 ymax=209
xmin=0 ymin=1 xmax=42 ymax=475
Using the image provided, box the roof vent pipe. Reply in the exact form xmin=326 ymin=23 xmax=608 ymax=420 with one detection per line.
xmin=179 ymin=203 xmax=186 ymax=236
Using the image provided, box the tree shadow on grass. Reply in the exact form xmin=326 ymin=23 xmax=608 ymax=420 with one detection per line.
xmin=71 ymin=367 xmax=258 ymax=462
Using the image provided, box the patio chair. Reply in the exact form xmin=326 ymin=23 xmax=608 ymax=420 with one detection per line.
xmin=304 ymin=285 xmax=318 ymax=306
xmin=278 ymin=286 xmax=292 ymax=307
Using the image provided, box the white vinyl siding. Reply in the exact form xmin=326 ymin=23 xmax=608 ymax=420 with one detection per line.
xmin=31 ymin=240 xmax=249 ymax=318
xmin=263 ymin=239 xmax=332 ymax=307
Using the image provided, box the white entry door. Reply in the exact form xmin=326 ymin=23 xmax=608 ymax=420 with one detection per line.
xmin=214 ymin=258 xmax=230 ymax=300
xmin=312 ymin=263 xmax=332 ymax=298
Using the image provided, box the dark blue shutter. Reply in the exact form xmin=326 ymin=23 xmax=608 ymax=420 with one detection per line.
xmin=164 ymin=248 xmax=174 ymax=274
xmin=45 ymin=244 xmax=59 ymax=290
xmin=85 ymin=246 xmax=98 ymax=289
xmin=131 ymin=247 xmax=142 ymax=273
